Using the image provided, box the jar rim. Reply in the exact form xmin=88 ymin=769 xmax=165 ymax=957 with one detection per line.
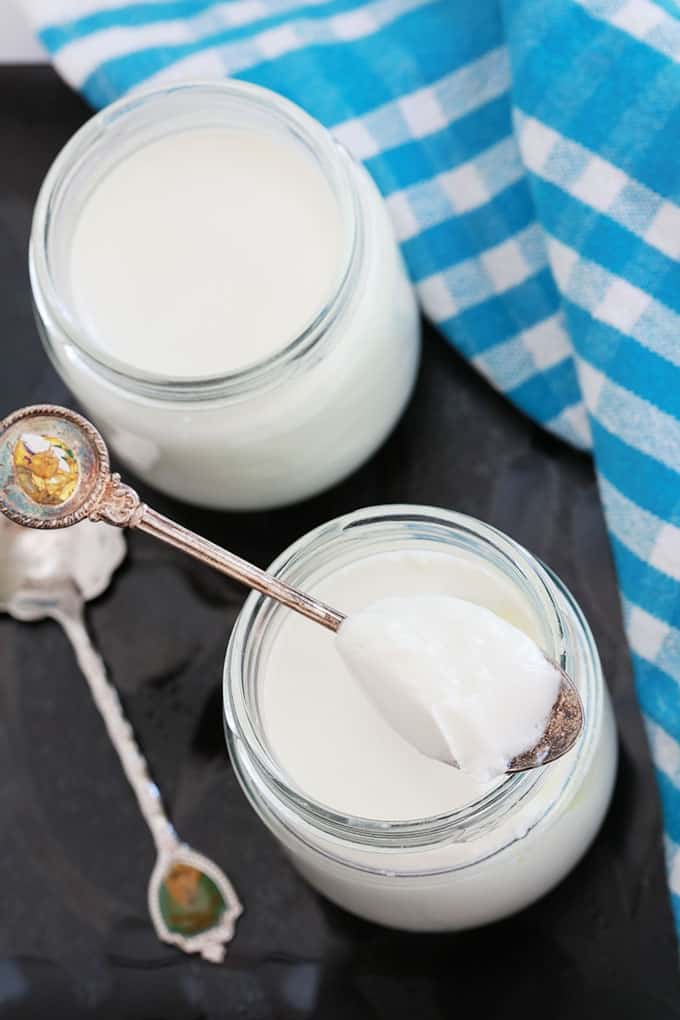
xmin=223 ymin=505 xmax=601 ymax=850
xmin=30 ymin=79 xmax=362 ymax=404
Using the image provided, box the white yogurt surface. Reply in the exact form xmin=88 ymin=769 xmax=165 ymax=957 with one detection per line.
xmin=336 ymin=595 xmax=561 ymax=782
xmin=69 ymin=129 xmax=344 ymax=378
xmin=261 ymin=549 xmax=548 ymax=819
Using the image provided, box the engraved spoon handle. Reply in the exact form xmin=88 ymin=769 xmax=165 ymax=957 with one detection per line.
xmin=48 ymin=591 xmax=243 ymax=962
xmin=50 ymin=598 xmax=179 ymax=855
xmin=136 ymin=505 xmax=345 ymax=632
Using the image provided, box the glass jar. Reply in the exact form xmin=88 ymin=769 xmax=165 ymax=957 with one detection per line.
xmin=30 ymin=81 xmax=420 ymax=510
xmin=224 ymin=505 xmax=617 ymax=931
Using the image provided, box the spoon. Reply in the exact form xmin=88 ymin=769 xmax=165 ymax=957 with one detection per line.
xmin=0 ymin=513 xmax=241 ymax=962
xmin=0 ymin=404 xmax=584 ymax=772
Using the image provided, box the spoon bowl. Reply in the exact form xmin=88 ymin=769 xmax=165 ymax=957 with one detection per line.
xmin=507 ymin=663 xmax=583 ymax=772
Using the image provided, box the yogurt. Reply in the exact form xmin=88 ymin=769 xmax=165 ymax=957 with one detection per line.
xmin=225 ymin=506 xmax=617 ymax=930
xmin=31 ymin=81 xmax=420 ymax=510
xmin=261 ymin=550 xmax=558 ymax=819
xmin=69 ymin=129 xmax=345 ymax=378
xmin=336 ymin=594 xmax=561 ymax=782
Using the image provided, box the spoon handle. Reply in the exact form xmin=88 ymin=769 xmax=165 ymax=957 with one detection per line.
xmin=92 ymin=474 xmax=345 ymax=632
xmin=50 ymin=595 xmax=243 ymax=961
xmin=137 ymin=506 xmax=345 ymax=632
xmin=50 ymin=602 xmax=179 ymax=855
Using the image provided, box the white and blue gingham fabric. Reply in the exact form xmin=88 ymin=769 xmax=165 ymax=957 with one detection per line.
xmin=21 ymin=0 xmax=680 ymax=931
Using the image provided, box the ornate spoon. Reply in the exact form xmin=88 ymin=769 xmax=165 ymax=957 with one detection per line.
xmin=0 ymin=513 xmax=241 ymax=962
xmin=0 ymin=404 xmax=584 ymax=773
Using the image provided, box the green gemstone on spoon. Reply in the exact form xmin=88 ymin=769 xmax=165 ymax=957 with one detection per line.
xmin=158 ymin=862 xmax=227 ymax=937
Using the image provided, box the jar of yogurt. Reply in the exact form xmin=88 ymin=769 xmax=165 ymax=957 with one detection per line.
xmin=224 ymin=505 xmax=617 ymax=931
xmin=30 ymin=81 xmax=420 ymax=510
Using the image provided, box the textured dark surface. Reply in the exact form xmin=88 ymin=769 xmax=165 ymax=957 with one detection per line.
xmin=0 ymin=66 xmax=679 ymax=1019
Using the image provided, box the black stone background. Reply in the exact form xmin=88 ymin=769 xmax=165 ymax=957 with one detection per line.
xmin=0 ymin=67 xmax=679 ymax=1019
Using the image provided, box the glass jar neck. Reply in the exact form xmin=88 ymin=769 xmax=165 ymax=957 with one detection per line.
xmin=30 ymin=80 xmax=362 ymax=405
xmin=224 ymin=505 xmax=600 ymax=850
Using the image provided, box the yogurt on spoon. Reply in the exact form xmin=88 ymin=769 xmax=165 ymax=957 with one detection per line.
xmin=336 ymin=595 xmax=562 ymax=782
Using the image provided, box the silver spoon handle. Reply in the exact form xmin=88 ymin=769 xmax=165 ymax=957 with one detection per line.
xmin=136 ymin=506 xmax=345 ymax=632
xmin=93 ymin=475 xmax=345 ymax=631
xmin=51 ymin=603 xmax=179 ymax=855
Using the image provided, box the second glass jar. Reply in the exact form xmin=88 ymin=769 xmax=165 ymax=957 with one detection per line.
xmin=224 ymin=506 xmax=617 ymax=931
xmin=30 ymin=81 xmax=420 ymax=510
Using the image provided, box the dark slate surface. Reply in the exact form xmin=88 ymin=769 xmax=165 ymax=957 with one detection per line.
xmin=0 ymin=67 xmax=679 ymax=1019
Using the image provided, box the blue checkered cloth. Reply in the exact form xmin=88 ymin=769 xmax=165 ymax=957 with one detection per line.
xmin=22 ymin=0 xmax=680 ymax=930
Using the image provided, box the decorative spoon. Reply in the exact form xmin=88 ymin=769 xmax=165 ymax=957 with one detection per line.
xmin=0 ymin=512 xmax=241 ymax=962
xmin=0 ymin=404 xmax=584 ymax=772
